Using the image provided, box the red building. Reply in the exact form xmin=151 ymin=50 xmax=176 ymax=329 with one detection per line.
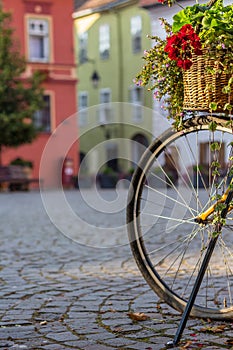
xmin=2 ymin=0 xmax=78 ymax=188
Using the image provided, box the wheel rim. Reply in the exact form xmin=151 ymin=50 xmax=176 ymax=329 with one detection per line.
xmin=128 ymin=120 xmax=233 ymax=318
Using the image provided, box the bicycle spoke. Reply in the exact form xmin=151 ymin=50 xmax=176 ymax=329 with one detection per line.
xmin=144 ymin=184 xmax=198 ymax=217
xmin=148 ymin=227 xmax=200 ymax=259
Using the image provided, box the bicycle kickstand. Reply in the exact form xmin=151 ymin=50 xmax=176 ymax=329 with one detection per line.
xmin=166 ymin=234 xmax=218 ymax=348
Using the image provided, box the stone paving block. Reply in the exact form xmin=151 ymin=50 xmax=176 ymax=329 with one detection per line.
xmin=83 ymin=344 xmax=115 ymax=350
xmin=0 ymin=320 xmax=33 ymax=327
xmin=0 ymin=341 xmax=16 ymax=348
xmin=68 ymin=317 xmax=99 ymax=330
xmin=148 ymin=323 xmax=178 ymax=332
xmin=205 ymin=337 xmax=233 ymax=347
xmin=39 ymin=307 xmax=67 ymax=314
xmin=66 ymin=311 xmax=96 ymax=319
xmin=100 ymin=311 xmax=128 ymax=319
xmin=101 ymin=336 xmax=139 ymax=347
xmin=64 ymin=340 xmax=92 ymax=348
xmin=101 ymin=317 xmax=133 ymax=328
xmin=85 ymin=332 xmax=117 ymax=342
xmin=114 ymin=324 xmax=142 ymax=333
xmin=45 ymin=331 xmax=79 ymax=342
xmin=1 ymin=312 xmax=33 ymax=321
xmin=33 ymin=313 xmax=62 ymax=322
xmin=40 ymin=344 xmax=69 ymax=350
xmin=0 ymin=325 xmax=35 ymax=334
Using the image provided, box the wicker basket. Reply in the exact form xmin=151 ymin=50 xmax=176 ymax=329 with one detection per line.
xmin=183 ymin=53 xmax=232 ymax=111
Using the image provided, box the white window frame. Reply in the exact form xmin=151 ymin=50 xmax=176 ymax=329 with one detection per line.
xmin=99 ymin=24 xmax=110 ymax=60
xmin=78 ymin=92 xmax=88 ymax=127
xmin=79 ymin=31 xmax=88 ymax=64
xmin=99 ymin=89 xmax=112 ymax=124
xmin=130 ymin=86 xmax=143 ymax=123
xmin=28 ymin=18 xmax=50 ymax=62
xmin=131 ymin=16 xmax=142 ymax=54
xmin=34 ymin=94 xmax=51 ymax=132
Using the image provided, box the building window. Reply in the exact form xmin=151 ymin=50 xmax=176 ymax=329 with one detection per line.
xmin=131 ymin=16 xmax=142 ymax=53
xmin=28 ymin=18 xmax=49 ymax=62
xmin=130 ymin=86 xmax=143 ymax=122
xmin=99 ymin=24 xmax=110 ymax=60
xmin=79 ymin=32 xmax=88 ymax=64
xmin=78 ymin=92 xmax=88 ymax=126
xmin=99 ymin=89 xmax=112 ymax=123
xmin=34 ymin=95 xmax=51 ymax=132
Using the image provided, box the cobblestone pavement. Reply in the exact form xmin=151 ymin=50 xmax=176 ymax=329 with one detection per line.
xmin=0 ymin=190 xmax=233 ymax=350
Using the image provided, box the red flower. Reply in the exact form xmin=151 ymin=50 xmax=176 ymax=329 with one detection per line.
xmin=164 ymin=24 xmax=202 ymax=70
xmin=180 ymin=24 xmax=193 ymax=33
xmin=194 ymin=47 xmax=202 ymax=55
xmin=177 ymin=58 xmax=192 ymax=70
xmin=168 ymin=51 xmax=178 ymax=60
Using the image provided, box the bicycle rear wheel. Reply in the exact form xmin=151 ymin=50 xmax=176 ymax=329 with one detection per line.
xmin=127 ymin=115 xmax=233 ymax=319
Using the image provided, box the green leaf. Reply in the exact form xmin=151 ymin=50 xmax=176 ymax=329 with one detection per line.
xmin=209 ymin=102 xmax=218 ymax=111
xmin=222 ymin=86 xmax=231 ymax=94
xmin=208 ymin=121 xmax=217 ymax=132
xmin=210 ymin=142 xmax=221 ymax=152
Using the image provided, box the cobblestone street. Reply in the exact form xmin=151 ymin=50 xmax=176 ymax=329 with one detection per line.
xmin=0 ymin=190 xmax=233 ymax=349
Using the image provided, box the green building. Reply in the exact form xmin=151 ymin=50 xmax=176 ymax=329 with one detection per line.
xmin=73 ymin=0 xmax=153 ymax=186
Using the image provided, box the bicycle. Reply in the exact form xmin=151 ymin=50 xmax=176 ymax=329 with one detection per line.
xmin=126 ymin=113 xmax=233 ymax=346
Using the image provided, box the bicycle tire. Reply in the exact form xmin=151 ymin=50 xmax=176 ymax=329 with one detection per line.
xmin=127 ymin=115 xmax=233 ymax=319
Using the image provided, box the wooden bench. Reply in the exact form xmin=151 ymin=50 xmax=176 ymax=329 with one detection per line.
xmin=0 ymin=165 xmax=40 ymax=191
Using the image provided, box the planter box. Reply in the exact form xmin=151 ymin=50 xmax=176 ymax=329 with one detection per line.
xmin=98 ymin=174 xmax=118 ymax=188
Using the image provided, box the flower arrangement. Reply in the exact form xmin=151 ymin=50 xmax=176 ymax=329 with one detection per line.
xmin=135 ymin=0 xmax=233 ymax=128
xmin=164 ymin=23 xmax=202 ymax=70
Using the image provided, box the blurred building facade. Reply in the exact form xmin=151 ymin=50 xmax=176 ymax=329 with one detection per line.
xmin=2 ymin=0 xmax=78 ymax=188
xmin=73 ymin=0 xmax=154 ymax=183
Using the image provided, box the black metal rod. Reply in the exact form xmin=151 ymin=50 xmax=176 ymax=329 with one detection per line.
xmin=167 ymin=189 xmax=233 ymax=348
xmin=172 ymin=235 xmax=218 ymax=346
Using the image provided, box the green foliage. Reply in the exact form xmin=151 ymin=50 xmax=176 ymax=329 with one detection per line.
xmin=208 ymin=121 xmax=217 ymax=131
xmin=135 ymin=0 xmax=233 ymax=125
xmin=172 ymin=0 xmax=233 ymax=37
xmin=172 ymin=4 xmax=207 ymax=33
xmin=10 ymin=157 xmax=33 ymax=168
xmin=210 ymin=142 xmax=221 ymax=151
xmin=0 ymin=8 xmax=44 ymax=150
xmin=135 ymin=19 xmax=184 ymax=124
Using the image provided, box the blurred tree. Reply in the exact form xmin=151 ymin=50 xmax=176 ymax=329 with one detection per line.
xmin=0 ymin=7 xmax=45 ymax=163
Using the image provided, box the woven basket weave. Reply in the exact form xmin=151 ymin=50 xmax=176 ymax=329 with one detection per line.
xmin=183 ymin=53 xmax=232 ymax=111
